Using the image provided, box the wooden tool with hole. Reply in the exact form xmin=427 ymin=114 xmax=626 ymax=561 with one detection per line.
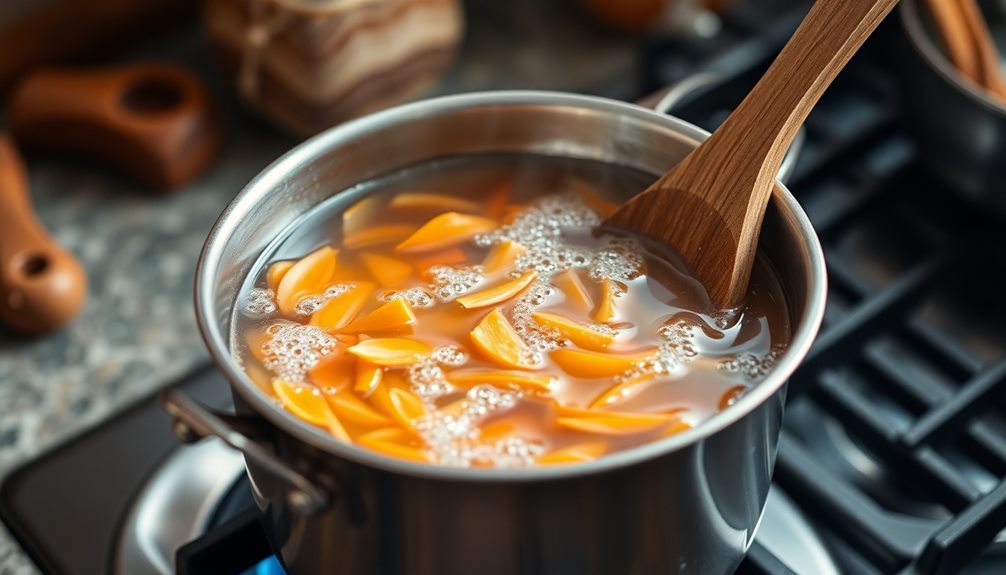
xmin=0 ymin=134 xmax=87 ymax=334
xmin=606 ymin=0 xmax=898 ymax=309
xmin=7 ymin=64 xmax=221 ymax=190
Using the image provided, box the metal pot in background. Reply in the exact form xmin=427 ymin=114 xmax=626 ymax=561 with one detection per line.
xmin=897 ymin=0 xmax=1006 ymax=215
xmin=164 ymin=91 xmax=827 ymax=575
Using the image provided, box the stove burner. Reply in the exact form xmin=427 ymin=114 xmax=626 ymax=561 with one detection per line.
xmin=115 ymin=440 xmax=246 ymax=574
xmin=116 ymin=439 xmax=839 ymax=575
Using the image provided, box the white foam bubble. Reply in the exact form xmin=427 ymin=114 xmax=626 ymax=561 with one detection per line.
xmin=717 ymin=345 xmax=785 ymax=379
xmin=382 ymin=287 xmax=436 ymax=309
xmin=261 ymin=323 xmax=339 ymax=381
xmin=243 ymin=288 xmax=277 ymax=316
xmin=294 ymin=283 xmax=355 ymax=316
xmin=427 ymin=265 xmax=484 ymax=303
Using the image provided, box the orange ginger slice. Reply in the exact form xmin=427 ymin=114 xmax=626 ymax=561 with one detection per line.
xmin=660 ymin=418 xmax=693 ymax=437
xmin=342 ymin=196 xmax=382 ymax=236
xmin=357 ymin=428 xmax=429 ymax=463
xmin=413 ymin=248 xmax=468 ymax=273
xmin=591 ymin=278 xmax=619 ymax=323
xmin=370 ymin=383 xmax=427 ymax=428
xmin=556 ymin=410 xmax=673 ymax=435
xmin=267 ymin=260 xmax=295 ymax=291
xmin=355 ymin=360 xmax=383 ymax=395
xmin=389 ymin=192 xmax=482 ymax=214
xmin=481 ymin=240 xmax=525 ymax=273
xmin=343 ymin=224 xmax=415 ymax=250
xmin=447 ymin=369 xmax=554 ymax=393
xmin=347 ymin=338 xmax=431 ymax=366
xmin=589 ymin=373 xmax=657 ymax=408
xmin=272 ymin=379 xmax=333 ymax=427
xmin=309 ymin=282 xmax=375 ymax=331
xmin=276 ymin=246 xmax=337 ymax=314
xmin=457 ymin=271 xmax=537 ymax=309
xmin=538 ymin=442 xmax=607 ymax=464
xmin=307 ymin=351 xmax=355 ymax=390
xmin=325 ymin=390 xmax=393 ymax=427
xmin=532 ymin=311 xmax=614 ymax=351
xmin=339 ymin=297 xmax=416 ymax=334
xmin=552 ymin=270 xmax=592 ymax=313
xmin=549 ymin=347 xmax=655 ymax=379
xmin=470 ymin=308 xmax=537 ymax=370
xmin=360 ymin=252 xmax=413 ymax=288
xmin=396 ymin=212 xmax=497 ymax=253
xmin=479 ymin=420 xmax=516 ymax=441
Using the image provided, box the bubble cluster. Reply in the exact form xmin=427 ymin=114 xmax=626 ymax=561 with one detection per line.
xmin=485 ymin=437 xmax=546 ymax=469
xmin=613 ymin=320 xmax=699 ymax=385
xmin=510 ymin=283 xmax=566 ymax=365
xmin=587 ymin=239 xmax=645 ymax=282
xmin=380 ymin=286 xmax=436 ymax=309
xmin=427 ymin=265 xmax=484 ymax=303
xmin=407 ymin=345 xmax=469 ymax=401
xmin=294 ymin=283 xmax=355 ymax=316
xmin=414 ymin=384 xmax=526 ymax=467
xmin=432 ymin=344 xmax=468 ymax=366
xmin=476 ymin=194 xmax=598 ymax=278
xmin=718 ymin=345 xmax=786 ymax=379
xmin=244 ymin=288 xmax=277 ymax=316
xmin=261 ymin=323 xmax=338 ymax=381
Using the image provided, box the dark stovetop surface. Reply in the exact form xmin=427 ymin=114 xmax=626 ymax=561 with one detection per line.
xmin=4 ymin=2 xmax=1006 ymax=575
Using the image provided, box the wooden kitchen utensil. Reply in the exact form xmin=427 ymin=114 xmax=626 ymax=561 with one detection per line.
xmin=606 ymin=0 xmax=898 ymax=309
xmin=0 ymin=134 xmax=87 ymax=334
xmin=7 ymin=64 xmax=222 ymax=191
xmin=952 ymin=0 xmax=1006 ymax=99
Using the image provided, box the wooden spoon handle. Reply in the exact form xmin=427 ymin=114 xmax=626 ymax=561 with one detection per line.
xmin=8 ymin=64 xmax=222 ymax=191
xmin=925 ymin=0 xmax=983 ymax=84
xmin=0 ymin=134 xmax=88 ymax=334
xmin=954 ymin=0 xmax=1006 ymax=99
xmin=670 ymin=0 xmax=898 ymax=199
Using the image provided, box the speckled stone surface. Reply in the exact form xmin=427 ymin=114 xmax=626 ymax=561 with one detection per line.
xmin=0 ymin=2 xmax=638 ymax=572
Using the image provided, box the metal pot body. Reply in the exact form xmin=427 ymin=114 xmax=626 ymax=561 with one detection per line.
xmin=898 ymin=0 xmax=1006 ymax=215
xmin=187 ymin=91 xmax=827 ymax=575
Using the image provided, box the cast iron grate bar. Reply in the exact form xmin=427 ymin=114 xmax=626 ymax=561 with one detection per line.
xmin=775 ymin=431 xmax=936 ymax=569
xmin=789 ymin=257 xmax=947 ymax=397
xmin=902 ymin=359 xmax=1006 ymax=448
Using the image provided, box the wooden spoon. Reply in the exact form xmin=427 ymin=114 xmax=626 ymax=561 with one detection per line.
xmin=925 ymin=0 xmax=983 ymax=85
xmin=953 ymin=0 xmax=1006 ymax=99
xmin=0 ymin=134 xmax=87 ymax=334
xmin=606 ymin=0 xmax=898 ymax=309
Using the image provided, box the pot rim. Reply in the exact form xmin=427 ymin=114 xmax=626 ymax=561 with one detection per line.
xmin=899 ymin=0 xmax=1006 ymax=116
xmin=196 ymin=90 xmax=827 ymax=482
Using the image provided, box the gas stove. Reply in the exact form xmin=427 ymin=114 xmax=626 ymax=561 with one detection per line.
xmin=4 ymin=2 xmax=1006 ymax=574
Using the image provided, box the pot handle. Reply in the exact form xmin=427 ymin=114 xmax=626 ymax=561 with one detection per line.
xmin=161 ymin=389 xmax=330 ymax=516
xmin=648 ymin=72 xmax=806 ymax=184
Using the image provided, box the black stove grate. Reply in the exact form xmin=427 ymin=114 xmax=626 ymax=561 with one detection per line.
xmin=643 ymin=4 xmax=1006 ymax=574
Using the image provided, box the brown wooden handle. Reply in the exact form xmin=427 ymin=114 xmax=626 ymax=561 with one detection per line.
xmin=8 ymin=64 xmax=223 ymax=191
xmin=0 ymin=134 xmax=87 ymax=334
xmin=694 ymin=0 xmax=898 ymax=190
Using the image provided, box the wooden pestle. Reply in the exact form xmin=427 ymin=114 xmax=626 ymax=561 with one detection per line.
xmin=0 ymin=135 xmax=87 ymax=334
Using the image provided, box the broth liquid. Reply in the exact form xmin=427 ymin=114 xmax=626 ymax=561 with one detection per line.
xmin=231 ymin=154 xmax=791 ymax=468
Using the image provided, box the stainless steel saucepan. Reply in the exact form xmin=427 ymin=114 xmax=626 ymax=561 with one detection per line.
xmin=163 ymin=91 xmax=827 ymax=575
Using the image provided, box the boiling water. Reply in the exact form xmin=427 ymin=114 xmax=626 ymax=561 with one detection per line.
xmin=231 ymin=154 xmax=791 ymax=468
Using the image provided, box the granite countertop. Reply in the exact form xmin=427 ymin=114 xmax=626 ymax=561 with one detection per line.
xmin=0 ymin=2 xmax=641 ymax=571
